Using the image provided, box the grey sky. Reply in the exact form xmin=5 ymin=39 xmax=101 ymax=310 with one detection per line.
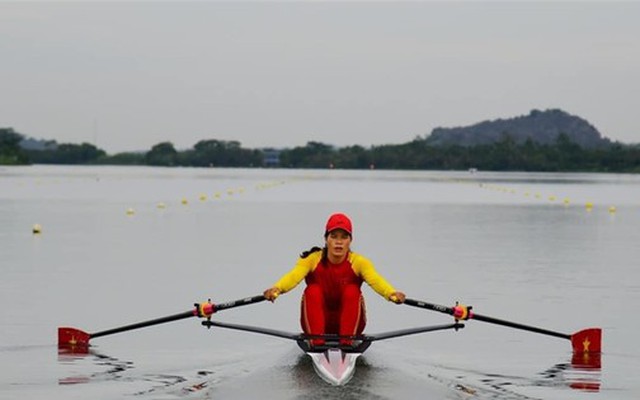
xmin=1 ymin=1 xmax=639 ymax=154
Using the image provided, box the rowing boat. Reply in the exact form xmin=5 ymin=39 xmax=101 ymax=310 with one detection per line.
xmin=57 ymin=294 xmax=602 ymax=387
xmin=201 ymin=319 xmax=463 ymax=385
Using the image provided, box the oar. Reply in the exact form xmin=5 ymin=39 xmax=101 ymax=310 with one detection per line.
xmin=403 ymin=298 xmax=601 ymax=353
xmin=58 ymin=295 xmax=266 ymax=348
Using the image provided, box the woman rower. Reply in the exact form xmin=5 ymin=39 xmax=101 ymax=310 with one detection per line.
xmin=263 ymin=212 xmax=406 ymax=346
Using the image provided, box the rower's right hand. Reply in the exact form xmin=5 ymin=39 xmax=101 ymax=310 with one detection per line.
xmin=389 ymin=291 xmax=406 ymax=304
xmin=263 ymin=287 xmax=281 ymax=302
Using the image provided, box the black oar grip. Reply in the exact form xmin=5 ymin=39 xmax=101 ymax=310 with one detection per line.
xmin=213 ymin=295 xmax=267 ymax=312
xmin=404 ymin=298 xmax=454 ymax=315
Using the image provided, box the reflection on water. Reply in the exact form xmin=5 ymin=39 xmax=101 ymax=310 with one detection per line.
xmin=567 ymin=352 xmax=601 ymax=392
xmin=425 ymin=351 xmax=602 ymax=399
xmin=57 ymin=347 xmax=134 ymax=385
xmin=538 ymin=357 xmax=601 ymax=392
xmin=58 ymin=346 xmax=216 ymax=396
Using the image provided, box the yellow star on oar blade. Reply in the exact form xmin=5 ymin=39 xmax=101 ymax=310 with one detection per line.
xmin=582 ymin=337 xmax=591 ymax=352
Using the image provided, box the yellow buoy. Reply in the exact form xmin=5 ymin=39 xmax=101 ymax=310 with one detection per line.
xmin=199 ymin=194 xmax=207 ymax=201
xmin=608 ymin=206 xmax=617 ymax=214
xmin=548 ymin=195 xmax=556 ymax=202
xmin=563 ymin=198 xmax=570 ymax=205
xmin=585 ymin=202 xmax=594 ymax=210
xmin=126 ymin=208 xmax=135 ymax=216
xmin=181 ymin=198 xmax=189 ymax=205
xmin=157 ymin=202 xmax=166 ymax=209
xmin=32 ymin=224 xmax=42 ymax=234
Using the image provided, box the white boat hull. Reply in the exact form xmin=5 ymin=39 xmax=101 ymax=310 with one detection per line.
xmin=307 ymin=349 xmax=361 ymax=386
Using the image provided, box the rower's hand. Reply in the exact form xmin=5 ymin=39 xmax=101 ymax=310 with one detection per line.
xmin=389 ymin=291 xmax=406 ymax=304
xmin=263 ymin=287 xmax=281 ymax=302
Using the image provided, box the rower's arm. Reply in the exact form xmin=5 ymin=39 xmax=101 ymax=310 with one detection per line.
xmin=273 ymin=253 xmax=318 ymax=294
xmin=351 ymin=254 xmax=397 ymax=300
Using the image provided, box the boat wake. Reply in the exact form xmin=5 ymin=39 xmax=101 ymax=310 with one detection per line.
xmin=420 ymin=355 xmax=602 ymax=400
xmin=56 ymin=342 xmax=600 ymax=400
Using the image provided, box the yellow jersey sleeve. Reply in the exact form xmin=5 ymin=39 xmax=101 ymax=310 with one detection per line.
xmin=350 ymin=252 xmax=397 ymax=300
xmin=273 ymin=251 xmax=321 ymax=293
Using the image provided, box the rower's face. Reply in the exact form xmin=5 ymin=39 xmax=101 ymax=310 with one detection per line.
xmin=326 ymin=229 xmax=351 ymax=262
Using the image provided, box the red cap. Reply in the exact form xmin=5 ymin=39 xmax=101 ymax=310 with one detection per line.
xmin=325 ymin=213 xmax=352 ymax=236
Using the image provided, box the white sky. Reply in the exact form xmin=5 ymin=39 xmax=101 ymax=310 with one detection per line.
xmin=1 ymin=1 xmax=639 ymax=153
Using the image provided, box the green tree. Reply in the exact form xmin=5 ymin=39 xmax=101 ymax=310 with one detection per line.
xmin=57 ymin=143 xmax=106 ymax=164
xmin=187 ymin=139 xmax=262 ymax=167
xmin=27 ymin=142 xmax=106 ymax=164
xmin=279 ymin=141 xmax=335 ymax=168
xmin=335 ymin=145 xmax=371 ymax=168
xmin=0 ymin=128 xmax=29 ymax=165
xmin=488 ymin=133 xmax=520 ymax=170
xmin=145 ymin=142 xmax=178 ymax=166
xmin=554 ymin=133 xmax=584 ymax=171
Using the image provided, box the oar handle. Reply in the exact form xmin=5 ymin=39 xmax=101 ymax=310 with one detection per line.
xmin=404 ymin=298 xmax=571 ymax=340
xmin=404 ymin=298 xmax=455 ymax=315
xmin=212 ymin=295 xmax=267 ymax=312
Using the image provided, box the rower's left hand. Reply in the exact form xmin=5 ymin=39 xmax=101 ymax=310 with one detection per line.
xmin=389 ymin=291 xmax=406 ymax=304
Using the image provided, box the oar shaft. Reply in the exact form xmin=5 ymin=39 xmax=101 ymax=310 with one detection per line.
xmin=91 ymin=310 xmax=194 ymax=339
xmin=91 ymin=295 xmax=266 ymax=339
xmin=404 ymin=298 xmax=571 ymax=340
xmin=470 ymin=313 xmax=570 ymax=340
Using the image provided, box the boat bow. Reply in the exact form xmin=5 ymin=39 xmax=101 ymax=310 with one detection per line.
xmin=307 ymin=349 xmax=361 ymax=386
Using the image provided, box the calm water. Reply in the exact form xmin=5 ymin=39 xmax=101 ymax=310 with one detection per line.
xmin=1 ymin=165 xmax=639 ymax=399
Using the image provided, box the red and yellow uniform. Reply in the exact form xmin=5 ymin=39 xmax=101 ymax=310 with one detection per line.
xmin=272 ymin=249 xmax=397 ymax=344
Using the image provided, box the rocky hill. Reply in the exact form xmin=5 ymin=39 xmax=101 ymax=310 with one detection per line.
xmin=426 ymin=109 xmax=611 ymax=148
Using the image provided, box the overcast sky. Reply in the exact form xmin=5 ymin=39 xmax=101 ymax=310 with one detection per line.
xmin=1 ymin=1 xmax=639 ymax=153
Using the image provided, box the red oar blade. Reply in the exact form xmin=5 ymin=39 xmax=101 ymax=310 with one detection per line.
xmin=58 ymin=327 xmax=91 ymax=348
xmin=571 ymin=328 xmax=601 ymax=353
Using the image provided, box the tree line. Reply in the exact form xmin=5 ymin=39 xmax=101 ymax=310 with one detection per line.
xmin=2 ymin=127 xmax=639 ymax=172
